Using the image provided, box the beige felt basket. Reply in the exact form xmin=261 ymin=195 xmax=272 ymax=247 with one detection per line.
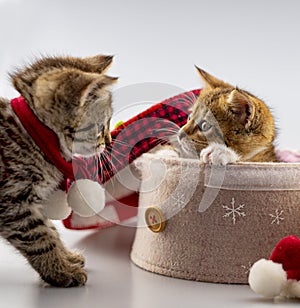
xmin=130 ymin=154 xmax=300 ymax=284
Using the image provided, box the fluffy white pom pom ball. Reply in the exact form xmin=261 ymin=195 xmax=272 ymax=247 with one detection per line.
xmin=248 ymin=259 xmax=287 ymax=298
xmin=43 ymin=190 xmax=72 ymax=220
xmin=67 ymin=179 xmax=105 ymax=217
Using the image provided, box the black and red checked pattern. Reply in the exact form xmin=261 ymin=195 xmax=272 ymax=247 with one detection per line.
xmin=72 ymin=89 xmax=200 ymax=184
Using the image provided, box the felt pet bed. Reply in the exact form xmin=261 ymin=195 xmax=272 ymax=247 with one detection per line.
xmin=130 ymin=153 xmax=300 ymax=284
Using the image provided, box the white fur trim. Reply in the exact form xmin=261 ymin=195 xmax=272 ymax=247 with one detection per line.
xmin=43 ymin=190 xmax=71 ymax=220
xmin=67 ymin=179 xmax=105 ymax=217
xmin=248 ymin=259 xmax=287 ymax=298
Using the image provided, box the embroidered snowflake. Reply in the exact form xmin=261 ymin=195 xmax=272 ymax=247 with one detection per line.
xmin=222 ymin=197 xmax=246 ymax=225
xmin=269 ymin=209 xmax=284 ymax=225
xmin=171 ymin=192 xmax=186 ymax=209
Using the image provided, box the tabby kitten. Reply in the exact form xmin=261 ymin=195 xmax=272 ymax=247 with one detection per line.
xmin=178 ymin=67 xmax=278 ymax=164
xmin=0 ymin=55 xmax=116 ymax=287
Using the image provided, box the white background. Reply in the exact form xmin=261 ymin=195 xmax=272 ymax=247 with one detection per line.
xmin=1 ymin=0 xmax=299 ymax=149
xmin=1 ymin=0 xmax=300 ymax=307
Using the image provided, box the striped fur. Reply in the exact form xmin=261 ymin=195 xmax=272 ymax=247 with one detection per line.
xmin=0 ymin=55 xmax=116 ymax=287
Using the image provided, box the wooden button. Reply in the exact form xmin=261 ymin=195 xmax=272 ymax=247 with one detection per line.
xmin=145 ymin=206 xmax=166 ymax=233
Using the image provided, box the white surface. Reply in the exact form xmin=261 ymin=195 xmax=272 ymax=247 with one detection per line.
xmin=1 ymin=0 xmax=300 ymax=307
xmin=0 ymin=223 xmax=299 ymax=308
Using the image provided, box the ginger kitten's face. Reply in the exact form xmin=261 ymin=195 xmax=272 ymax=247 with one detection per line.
xmin=12 ymin=55 xmax=116 ymax=158
xmin=178 ymin=67 xmax=277 ymax=162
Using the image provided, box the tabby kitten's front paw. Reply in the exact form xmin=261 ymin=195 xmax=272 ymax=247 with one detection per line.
xmin=67 ymin=251 xmax=86 ymax=267
xmin=43 ymin=264 xmax=87 ymax=288
xmin=39 ymin=248 xmax=87 ymax=287
xmin=200 ymin=143 xmax=239 ymax=166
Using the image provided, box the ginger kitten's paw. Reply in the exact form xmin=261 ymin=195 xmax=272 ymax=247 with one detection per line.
xmin=200 ymin=143 xmax=239 ymax=166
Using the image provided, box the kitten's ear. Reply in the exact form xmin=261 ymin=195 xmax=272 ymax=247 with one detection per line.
xmin=79 ymin=74 xmax=118 ymax=106
xmin=83 ymin=55 xmax=114 ymax=73
xmin=227 ymin=89 xmax=255 ymax=128
xmin=195 ymin=66 xmax=232 ymax=89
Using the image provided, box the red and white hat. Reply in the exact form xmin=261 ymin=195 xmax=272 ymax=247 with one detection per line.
xmin=249 ymin=235 xmax=300 ymax=298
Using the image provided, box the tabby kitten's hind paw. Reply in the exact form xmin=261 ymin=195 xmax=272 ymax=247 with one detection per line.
xmin=200 ymin=143 xmax=239 ymax=166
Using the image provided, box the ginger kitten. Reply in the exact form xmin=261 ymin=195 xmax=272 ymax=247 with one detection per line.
xmin=178 ymin=67 xmax=278 ymax=164
xmin=0 ymin=55 xmax=116 ymax=287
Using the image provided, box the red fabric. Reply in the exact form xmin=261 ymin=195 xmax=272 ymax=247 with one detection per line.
xmin=10 ymin=89 xmax=200 ymax=230
xmin=11 ymin=97 xmax=75 ymax=180
xmin=270 ymin=236 xmax=300 ymax=280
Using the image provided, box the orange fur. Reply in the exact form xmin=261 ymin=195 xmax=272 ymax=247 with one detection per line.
xmin=179 ymin=67 xmax=278 ymax=162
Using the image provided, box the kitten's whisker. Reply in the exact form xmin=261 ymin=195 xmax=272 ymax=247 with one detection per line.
xmin=164 ymin=121 xmax=182 ymax=129
xmin=97 ymin=155 xmax=104 ymax=182
xmin=109 ymin=153 xmax=127 ymax=173
xmin=99 ymin=154 xmax=116 ymax=192
xmin=100 ymin=154 xmax=116 ymax=183
xmin=102 ymin=152 xmax=119 ymax=176
xmin=154 ymin=128 xmax=178 ymax=134
xmin=109 ymin=147 xmax=127 ymax=158
xmin=104 ymin=159 xmax=118 ymax=190
xmin=111 ymin=139 xmax=131 ymax=147
xmin=109 ymin=142 xmax=132 ymax=152
xmin=174 ymin=92 xmax=197 ymax=106
xmin=154 ymin=132 xmax=178 ymax=139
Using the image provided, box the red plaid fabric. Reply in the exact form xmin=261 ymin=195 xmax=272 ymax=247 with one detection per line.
xmin=72 ymin=89 xmax=200 ymax=183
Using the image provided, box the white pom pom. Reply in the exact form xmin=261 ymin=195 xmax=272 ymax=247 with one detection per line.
xmin=249 ymin=259 xmax=287 ymax=298
xmin=67 ymin=179 xmax=105 ymax=217
xmin=43 ymin=190 xmax=72 ymax=220
xmin=283 ymin=279 xmax=300 ymax=298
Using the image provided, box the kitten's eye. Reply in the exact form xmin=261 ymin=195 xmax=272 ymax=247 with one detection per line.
xmin=76 ymin=123 xmax=95 ymax=133
xmin=187 ymin=113 xmax=192 ymax=121
xmin=199 ymin=120 xmax=211 ymax=132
